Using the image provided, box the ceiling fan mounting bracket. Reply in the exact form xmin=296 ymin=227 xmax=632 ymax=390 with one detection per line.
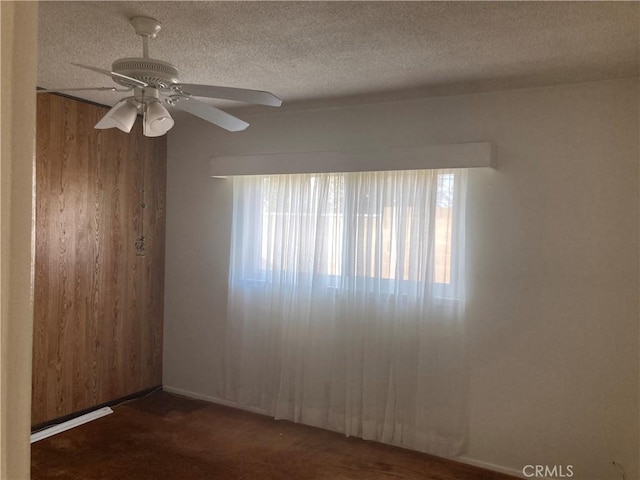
xmin=130 ymin=16 xmax=162 ymax=38
xmin=166 ymin=93 xmax=190 ymax=105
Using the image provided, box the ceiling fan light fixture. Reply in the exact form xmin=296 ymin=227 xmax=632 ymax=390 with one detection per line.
xmin=52 ymin=16 xmax=282 ymax=134
xmin=143 ymin=100 xmax=174 ymax=137
xmin=95 ymin=99 xmax=139 ymax=133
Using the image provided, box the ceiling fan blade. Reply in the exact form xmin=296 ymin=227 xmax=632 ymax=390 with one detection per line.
xmin=171 ymin=98 xmax=249 ymax=132
xmin=175 ymin=84 xmax=282 ymax=107
xmin=37 ymin=87 xmax=132 ymax=93
xmin=71 ymin=63 xmax=148 ymax=88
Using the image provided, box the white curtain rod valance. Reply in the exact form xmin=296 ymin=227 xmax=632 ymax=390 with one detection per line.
xmin=209 ymin=142 xmax=495 ymax=177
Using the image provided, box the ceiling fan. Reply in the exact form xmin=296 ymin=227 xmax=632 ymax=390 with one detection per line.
xmin=38 ymin=16 xmax=282 ymax=137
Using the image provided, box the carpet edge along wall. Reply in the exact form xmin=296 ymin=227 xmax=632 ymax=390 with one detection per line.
xmin=32 ymin=93 xmax=166 ymax=425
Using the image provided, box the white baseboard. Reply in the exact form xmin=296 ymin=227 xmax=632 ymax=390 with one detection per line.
xmin=455 ymin=456 xmax=526 ymax=478
xmin=162 ymin=385 xmax=269 ymax=416
xmin=31 ymin=407 xmax=113 ymax=443
xmin=163 ymin=385 xmax=527 ymax=479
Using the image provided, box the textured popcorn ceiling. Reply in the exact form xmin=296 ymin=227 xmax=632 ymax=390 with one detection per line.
xmin=38 ymin=1 xmax=639 ymax=112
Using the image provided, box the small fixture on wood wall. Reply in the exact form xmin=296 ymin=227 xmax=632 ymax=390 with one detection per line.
xmin=135 ymin=195 xmax=146 ymax=256
xmin=136 ymin=155 xmax=146 ymax=257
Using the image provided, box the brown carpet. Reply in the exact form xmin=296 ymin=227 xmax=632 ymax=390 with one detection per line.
xmin=32 ymin=391 xmax=517 ymax=480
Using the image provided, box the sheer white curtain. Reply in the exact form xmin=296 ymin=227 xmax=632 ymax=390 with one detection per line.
xmin=224 ymin=169 xmax=468 ymax=457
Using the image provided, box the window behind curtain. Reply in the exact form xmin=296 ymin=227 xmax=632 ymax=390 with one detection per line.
xmin=231 ymin=169 xmax=465 ymax=300
xmin=226 ymin=168 xmax=469 ymax=455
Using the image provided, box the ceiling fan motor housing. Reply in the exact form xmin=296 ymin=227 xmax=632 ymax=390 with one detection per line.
xmin=111 ymin=57 xmax=180 ymax=88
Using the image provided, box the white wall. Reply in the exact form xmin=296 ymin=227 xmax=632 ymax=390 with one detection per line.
xmin=1 ymin=2 xmax=38 ymax=478
xmin=164 ymin=78 xmax=639 ymax=480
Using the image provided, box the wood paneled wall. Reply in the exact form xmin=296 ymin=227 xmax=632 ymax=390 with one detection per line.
xmin=32 ymin=94 xmax=166 ymax=425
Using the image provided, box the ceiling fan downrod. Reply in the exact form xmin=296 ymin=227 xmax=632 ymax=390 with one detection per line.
xmin=130 ymin=16 xmax=162 ymax=58
xmin=107 ymin=17 xmax=180 ymax=90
